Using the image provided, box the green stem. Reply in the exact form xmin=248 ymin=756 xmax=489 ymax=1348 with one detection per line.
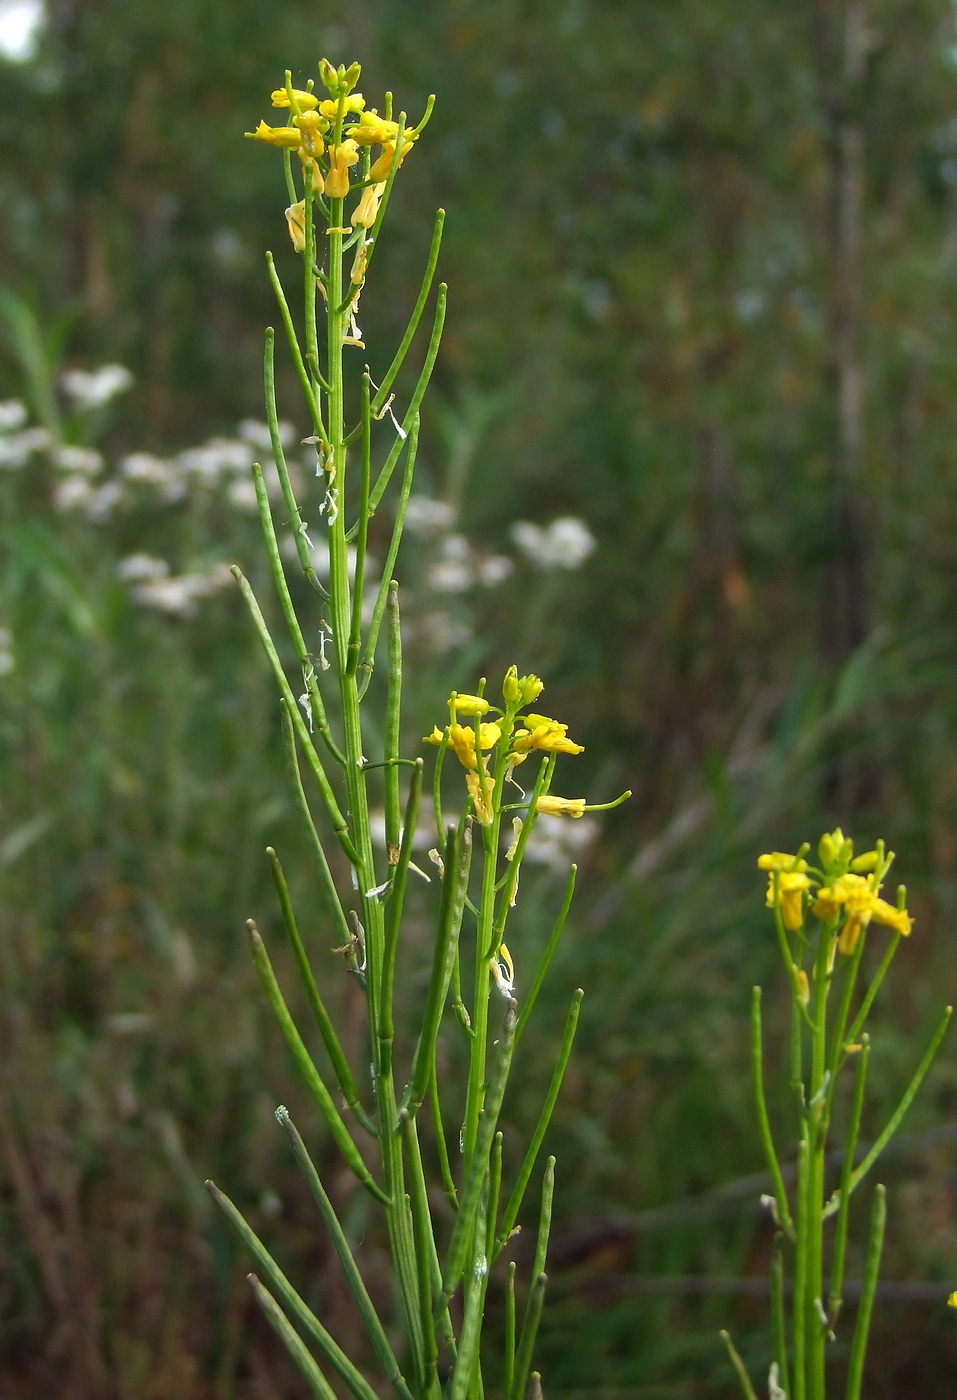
xmin=367 ymin=287 xmax=446 ymax=513
xmin=247 ymin=1275 xmax=341 ymax=1400
xmin=278 ymin=1111 xmax=414 ymax=1400
xmin=843 ymin=931 xmax=902 ymax=1052
xmin=357 ymin=416 xmax=420 ymax=698
xmin=279 ymin=704 xmax=352 ymax=949
xmin=370 ymin=208 xmax=446 ymax=415
xmin=266 ymin=253 xmax=325 ymax=436
xmin=247 ymin=921 xmax=387 ymax=1203
xmin=844 ymin=1185 xmax=886 ymax=1400
xmin=750 ymin=986 xmax=795 ymax=1241
xmin=383 ymin=582 xmax=402 ymax=845
xmin=430 ymin=1067 xmax=459 ymax=1210
xmin=263 ymin=328 xmax=329 ymax=599
xmin=504 ymin=1262 xmax=517 ymax=1400
xmin=828 ymin=1036 xmax=869 ymax=1327
xmin=407 ymin=823 xmax=472 ymax=1115
xmin=770 ymin=1231 xmax=790 ymax=1400
xmin=400 ymin=1112 xmax=442 ymax=1400
xmin=514 ymin=864 xmax=577 ymax=1048
xmin=252 ymin=462 xmax=341 ymax=761
xmin=719 ymin=1332 xmax=759 ymax=1400
xmin=232 ymin=568 xmax=357 ymax=863
xmin=443 ymin=1000 xmax=517 ymax=1303
xmin=827 ymin=1004 xmax=951 ymax=1213
xmin=346 ymin=371 xmax=373 ymax=676
xmin=496 ymin=991 xmax=581 ymax=1255
xmin=207 ymin=1182 xmax=381 ymax=1400
xmin=267 ymin=845 xmax=373 ymax=1133
xmin=792 ymin=1135 xmax=809 ymax=1400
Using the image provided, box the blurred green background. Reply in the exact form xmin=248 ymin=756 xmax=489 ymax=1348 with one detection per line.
xmin=3 ymin=0 xmax=957 ymax=1395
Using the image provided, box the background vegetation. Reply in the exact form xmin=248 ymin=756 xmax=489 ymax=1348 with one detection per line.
xmin=3 ymin=0 xmax=957 ymax=1395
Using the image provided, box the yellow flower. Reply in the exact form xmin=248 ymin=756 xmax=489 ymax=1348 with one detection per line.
xmin=766 ymin=871 xmax=812 ymax=930
xmin=812 ymin=872 xmax=912 ymax=954
xmin=325 ymin=140 xmax=359 ymax=198
xmin=466 ymin=771 xmax=495 ymax=825
xmin=249 ymin=119 xmax=302 ymax=149
xmin=351 ymin=182 xmax=385 ymax=229
xmin=511 ymin=714 xmax=584 ymax=756
xmin=318 ymin=94 xmax=366 ymax=121
xmin=424 ymin=725 xmax=446 ymax=746
xmin=870 ymin=898 xmax=913 ymax=937
xmin=536 ymin=795 xmax=586 ymax=818
xmin=949 ymin=1291 xmax=957 ymax=1309
xmin=271 ymin=87 xmax=321 ymax=111
xmin=795 ymin=968 xmax=810 ymax=1007
xmin=285 ymin=201 xmax=306 ymax=253
xmin=350 ymin=110 xmax=401 ymax=146
xmin=757 ymin=852 xmax=809 ymax=873
xmin=449 ymin=722 xmax=501 ymax=770
xmin=369 ymin=137 xmax=416 ymax=182
xmin=294 ymin=110 xmax=325 ymax=159
xmin=452 ymin=693 xmax=490 ymax=716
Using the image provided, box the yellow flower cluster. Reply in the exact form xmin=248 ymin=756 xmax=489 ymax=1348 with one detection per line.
xmin=758 ymin=829 xmax=913 ymax=952
xmin=423 ymin=669 xmax=585 ymax=825
xmin=246 ymin=60 xmax=429 ymax=208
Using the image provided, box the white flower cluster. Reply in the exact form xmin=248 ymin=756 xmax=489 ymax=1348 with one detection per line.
xmin=0 ymin=399 xmax=50 ymax=469
xmin=523 ymin=814 xmax=599 ymax=871
xmin=60 ymin=364 xmax=133 ymax=413
xmin=116 ymin=555 xmax=234 ymax=618
xmin=511 ymin=516 xmax=596 ymax=569
xmin=0 ymin=370 xmax=596 ymax=635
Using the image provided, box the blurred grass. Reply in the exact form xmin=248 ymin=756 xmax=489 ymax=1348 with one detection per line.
xmin=3 ymin=0 xmax=957 ymax=1396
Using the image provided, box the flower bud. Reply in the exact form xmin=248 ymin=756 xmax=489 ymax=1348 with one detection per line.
xmin=536 ymin=795 xmax=586 ymax=818
xmin=849 ymin=850 xmax=879 ymax=874
xmin=451 ymin=693 xmax=490 ymax=716
xmin=518 ymin=673 xmax=544 ymax=705
xmin=319 ymin=58 xmax=339 ymax=93
xmin=502 ymin=666 xmax=520 ymax=703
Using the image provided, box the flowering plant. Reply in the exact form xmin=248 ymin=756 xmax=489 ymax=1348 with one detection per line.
xmin=721 ymin=830 xmax=950 ymax=1400
xmin=204 ymin=57 xmax=628 ymax=1400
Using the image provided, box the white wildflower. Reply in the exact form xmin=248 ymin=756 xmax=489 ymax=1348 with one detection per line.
xmin=524 ymin=815 xmax=599 ymax=872
xmin=128 ymin=563 xmax=232 ymax=617
xmin=0 ymin=426 xmax=50 ymax=469
xmin=178 ymin=437 xmax=254 ymax=484
xmin=404 ymin=495 xmax=456 ymax=536
xmin=477 ymin=554 xmax=514 ymax=586
xmin=60 ymin=364 xmax=133 ymax=412
xmin=117 ymin=554 xmax=170 ymax=583
xmin=428 ymin=534 xmax=474 ymax=593
xmin=52 ymin=444 xmax=103 ymax=475
xmin=120 ymin=452 xmax=186 ymax=502
xmin=226 ymin=477 xmax=259 ymax=512
xmin=238 ymin=418 xmax=295 ymax=450
xmin=511 ymin=515 xmax=596 ymax=569
xmin=0 ymin=400 xmax=28 ymax=432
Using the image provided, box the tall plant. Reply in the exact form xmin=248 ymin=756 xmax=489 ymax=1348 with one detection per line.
xmin=206 ymin=57 xmax=628 ymax=1400
xmin=721 ymin=833 xmax=950 ymax=1400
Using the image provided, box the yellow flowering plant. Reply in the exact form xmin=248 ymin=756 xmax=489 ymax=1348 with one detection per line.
xmin=207 ymin=56 xmax=630 ymax=1400
xmin=721 ymin=830 xmax=951 ymax=1400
